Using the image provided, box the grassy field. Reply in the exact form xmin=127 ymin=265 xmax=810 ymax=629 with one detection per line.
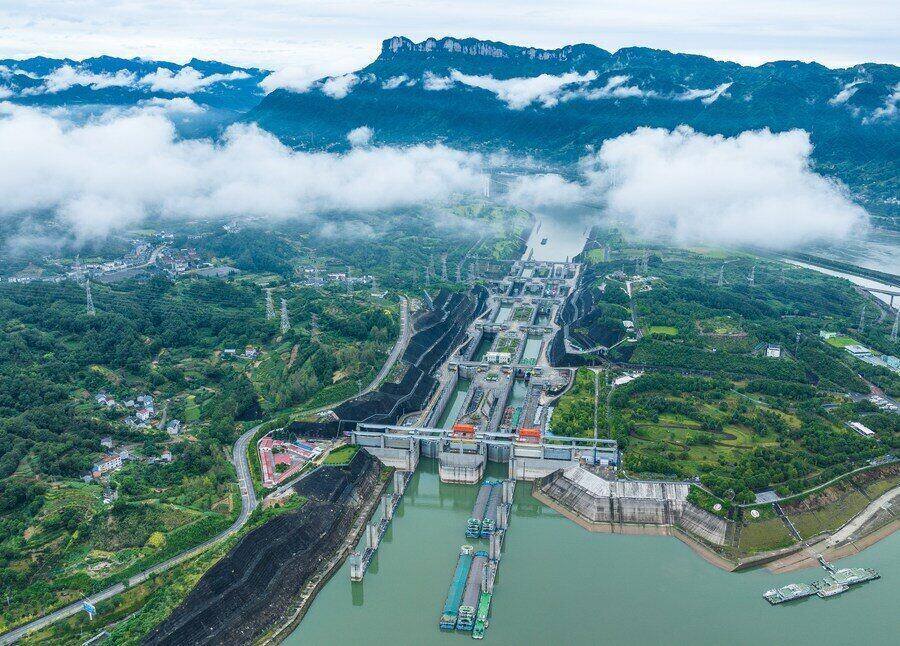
xmin=648 ymin=325 xmax=678 ymax=336
xmin=736 ymin=516 xmax=795 ymax=553
xmin=825 ymin=335 xmax=859 ymax=348
xmin=323 ymin=445 xmax=359 ymax=466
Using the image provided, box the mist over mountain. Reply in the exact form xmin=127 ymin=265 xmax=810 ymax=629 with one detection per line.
xmin=247 ymin=36 xmax=900 ymax=229
xmin=0 ymin=55 xmax=269 ymax=133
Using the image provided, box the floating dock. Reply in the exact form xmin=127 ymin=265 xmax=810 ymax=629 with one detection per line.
xmin=440 ymin=546 xmax=474 ymax=630
xmin=467 ymin=481 xmax=493 ymax=538
xmin=457 ymin=551 xmax=488 ymax=631
xmin=764 ymin=567 xmax=880 ymax=604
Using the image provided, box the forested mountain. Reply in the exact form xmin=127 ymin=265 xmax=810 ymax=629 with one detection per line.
xmin=247 ymin=36 xmax=900 ymax=228
xmin=0 ymin=55 xmax=268 ymax=115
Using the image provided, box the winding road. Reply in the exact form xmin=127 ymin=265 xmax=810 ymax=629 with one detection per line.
xmin=0 ymin=425 xmax=260 ymax=645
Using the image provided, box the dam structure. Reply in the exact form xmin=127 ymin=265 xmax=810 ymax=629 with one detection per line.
xmin=348 ymin=469 xmax=413 ymax=581
xmin=537 ymin=465 xmax=731 ymax=547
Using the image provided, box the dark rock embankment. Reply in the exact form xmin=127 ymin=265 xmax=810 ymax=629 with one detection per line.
xmin=290 ymin=285 xmax=487 ymax=437
xmin=143 ymin=451 xmax=382 ymax=646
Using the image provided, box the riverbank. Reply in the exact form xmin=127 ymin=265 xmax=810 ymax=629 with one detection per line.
xmin=259 ymin=466 xmax=392 ymax=645
xmin=534 ymin=477 xmax=900 ymax=574
xmin=531 ymin=485 xmax=739 ymax=571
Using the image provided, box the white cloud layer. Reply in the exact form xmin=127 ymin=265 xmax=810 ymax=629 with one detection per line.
xmin=506 ymin=126 xmax=867 ymax=249
xmin=40 ymin=65 xmax=136 ymax=93
xmin=0 ymin=104 xmax=484 ymax=241
xmin=866 ymin=82 xmax=900 ymax=121
xmin=138 ymin=97 xmax=206 ymax=113
xmin=138 ymin=67 xmax=250 ymax=93
xmin=828 ymin=80 xmax=864 ymax=105
xmin=346 ymin=125 xmax=374 ymax=146
xmin=676 ymin=82 xmax=732 ymax=104
xmin=423 ymin=71 xmax=454 ymax=91
xmin=447 ymin=70 xmax=598 ymax=109
xmin=0 ymin=105 xmax=867 ymax=250
xmin=320 ymin=73 xmax=360 ymax=99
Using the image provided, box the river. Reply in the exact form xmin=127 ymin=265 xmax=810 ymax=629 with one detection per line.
xmin=287 ymin=461 xmax=898 ymax=645
xmin=286 ymin=219 xmax=899 ymax=644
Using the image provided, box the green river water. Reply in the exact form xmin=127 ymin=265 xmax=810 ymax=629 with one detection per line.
xmin=286 ymin=460 xmax=899 ymax=645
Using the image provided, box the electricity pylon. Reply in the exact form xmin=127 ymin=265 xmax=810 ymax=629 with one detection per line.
xmin=265 ymin=288 xmax=275 ymax=320
xmin=85 ymin=280 xmax=95 ymax=316
xmin=280 ymin=298 xmax=290 ymax=334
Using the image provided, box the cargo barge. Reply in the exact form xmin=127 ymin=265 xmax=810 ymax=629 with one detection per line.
xmin=472 ymin=591 xmax=492 ymax=640
xmin=480 ymin=483 xmax=500 ymax=537
xmin=457 ymin=551 xmax=488 ymax=631
xmin=440 ymin=546 xmax=474 ymax=630
xmin=467 ymin=482 xmax=493 ymax=538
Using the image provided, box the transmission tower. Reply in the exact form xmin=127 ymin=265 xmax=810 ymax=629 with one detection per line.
xmin=280 ymin=298 xmax=291 ymax=334
xmin=265 ymin=288 xmax=275 ymax=320
xmin=641 ymin=250 xmax=649 ymax=274
xmin=858 ymin=303 xmax=867 ymax=334
xmin=311 ymin=313 xmax=320 ymax=339
xmin=74 ymin=255 xmax=84 ymax=284
xmin=780 ymin=267 xmax=786 ymax=284
xmin=85 ymin=280 xmax=95 ymax=316
xmin=748 ymin=264 xmax=756 ymax=286
xmin=891 ymin=309 xmax=898 ymax=343
xmin=717 ymin=264 xmax=726 ymax=287
xmin=441 ymin=254 xmax=448 ymax=281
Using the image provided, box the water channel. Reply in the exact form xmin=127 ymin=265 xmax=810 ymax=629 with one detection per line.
xmin=288 ymin=462 xmax=899 ymax=645
xmin=437 ymin=378 xmax=471 ymax=429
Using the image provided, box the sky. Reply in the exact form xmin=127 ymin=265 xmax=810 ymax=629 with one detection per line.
xmin=0 ymin=0 xmax=898 ymax=76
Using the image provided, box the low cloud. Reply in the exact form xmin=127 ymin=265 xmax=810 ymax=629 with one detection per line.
xmin=346 ymin=125 xmax=374 ymax=146
xmin=382 ymin=75 xmax=411 ymax=89
xmin=865 ymin=82 xmax=900 ymax=122
xmin=138 ymin=97 xmax=206 ymax=114
xmin=13 ymin=65 xmax=250 ymax=97
xmin=676 ymin=82 xmax=732 ymax=104
xmin=0 ymin=104 xmax=485 ymax=243
xmin=423 ymin=71 xmax=454 ymax=91
xmin=447 ymin=70 xmax=598 ymax=109
xmin=567 ymin=75 xmax=657 ymax=101
xmin=320 ymin=73 xmax=360 ymax=99
xmin=40 ymin=65 xmax=136 ymax=93
xmin=506 ymin=127 xmax=866 ymax=249
xmin=828 ymin=80 xmax=864 ymax=105
xmin=139 ymin=67 xmax=250 ymax=93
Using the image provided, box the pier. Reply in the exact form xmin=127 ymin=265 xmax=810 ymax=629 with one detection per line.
xmin=348 ymin=470 xmax=413 ymax=581
xmin=763 ymin=506 xmax=881 ymax=604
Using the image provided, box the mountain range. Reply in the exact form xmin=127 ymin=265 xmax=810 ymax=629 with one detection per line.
xmin=1 ymin=36 xmax=897 ymax=228
xmin=0 ymin=55 xmax=268 ymax=115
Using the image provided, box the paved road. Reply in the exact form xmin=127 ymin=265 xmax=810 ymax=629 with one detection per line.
xmin=826 ymin=484 xmax=899 ymax=547
xmin=304 ymin=296 xmax=411 ymax=417
xmin=0 ymin=424 xmax=261 ymax=645
xmin=364 ymin=296 xmax=411 ymax=395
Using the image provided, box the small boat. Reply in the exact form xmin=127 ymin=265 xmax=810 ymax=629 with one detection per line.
xmin=540 ymin=237 xmax=548 ymax=245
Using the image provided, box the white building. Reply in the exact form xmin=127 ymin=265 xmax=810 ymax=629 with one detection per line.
xmin=849 ymin=421 xmax=876 ymax=438
xmin=93 ymin=454 xmax=122 ymax=475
